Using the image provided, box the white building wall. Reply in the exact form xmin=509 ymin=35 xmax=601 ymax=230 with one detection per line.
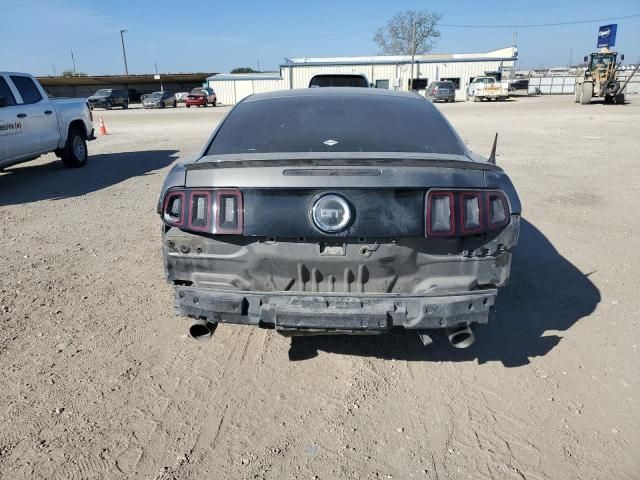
xmin=209 ymin=78 xmax=287 ymax=105
xmin=280 ymin=60 xmax=512 ymax=101
xmin=209 ymin=53 xmax=515 ymax=104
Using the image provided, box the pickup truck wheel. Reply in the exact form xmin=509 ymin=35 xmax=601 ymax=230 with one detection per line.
xmin=212 ymin=99 xmax=217 ymax=107
xmin=61 ymin=129 xmax=88 ymax=168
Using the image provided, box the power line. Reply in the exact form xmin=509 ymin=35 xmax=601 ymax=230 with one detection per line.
xmin=440 ymin=13 xmax=640 ymax=28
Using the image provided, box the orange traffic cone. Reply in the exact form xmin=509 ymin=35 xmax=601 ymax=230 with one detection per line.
xmin=98 ymin=116 xmax=108 ymax=136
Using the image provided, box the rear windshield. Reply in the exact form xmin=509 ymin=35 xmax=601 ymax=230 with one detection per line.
xmin=309 ymin=75 xmax=369 ymax=88
xmin=206 ymin=95 xmax=465 ymax=155
xmin=190 ymin=88 xmax=206 ymax=95
xmin=436 ymin=82 xmax=453 ymax=88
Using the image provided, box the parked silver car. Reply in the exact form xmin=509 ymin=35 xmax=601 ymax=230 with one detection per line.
xmin=142 ymin=91 xmax=177 ymax=109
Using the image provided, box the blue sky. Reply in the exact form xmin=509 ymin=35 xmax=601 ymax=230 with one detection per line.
xmin=2 ymin=0 xmax=639 ymax=75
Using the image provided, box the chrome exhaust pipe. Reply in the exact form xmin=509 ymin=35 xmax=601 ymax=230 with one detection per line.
xmin=189 ymin=320 xmax=218 ymax=342
xmin=446 ymin=324 xmax=475 ymax=349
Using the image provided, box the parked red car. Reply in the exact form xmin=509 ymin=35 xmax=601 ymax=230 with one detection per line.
xmin=185 ymin=87 xmax=217 ymax=108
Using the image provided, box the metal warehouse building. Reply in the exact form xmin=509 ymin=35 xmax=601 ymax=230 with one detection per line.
xmin=209 ymin=47 xmax=517 ymax=104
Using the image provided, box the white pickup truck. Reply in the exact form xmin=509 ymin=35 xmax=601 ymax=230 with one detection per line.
xmin=0 ymin=72 xmax=94 ymax=169
xmin=466 ymin=76 xmax=509 ymax=102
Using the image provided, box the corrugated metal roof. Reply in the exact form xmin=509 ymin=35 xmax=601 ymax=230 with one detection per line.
xmin=208 ymin=73 xmax=283 ymax=81
xmin=283 ymin=47 xmax=517 ymax=66
xmin=38 ymin=73 xmax=216 ymax=86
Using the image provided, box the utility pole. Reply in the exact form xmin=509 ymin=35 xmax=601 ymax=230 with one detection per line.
xmin=569 ymin=48 xmax=573 ymax=67
xmin=409 ymin=20 xmax=416 ymax=91
xmin=120 ymin=29 xmax=129 ymax=76
xmin=70 ymin=47 xmax=76 ymax=75
xmin=155 ymin=62 xmax=163 ymax=91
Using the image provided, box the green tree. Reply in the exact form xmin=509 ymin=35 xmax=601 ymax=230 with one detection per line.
xmin=230 ymin=67 xmax=258 ymax=74
xmin=61 ymin=70 xmax=87 ymax=77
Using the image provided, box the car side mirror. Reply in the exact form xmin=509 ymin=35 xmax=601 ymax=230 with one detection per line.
xmin=583 ymin=55 xmax=588 ymax=62
xmin=621 ymin=54 xmax=625 ymax=62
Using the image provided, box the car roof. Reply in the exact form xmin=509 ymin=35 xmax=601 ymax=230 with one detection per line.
xmin=244 ymin=87 xmax=425 ymax=103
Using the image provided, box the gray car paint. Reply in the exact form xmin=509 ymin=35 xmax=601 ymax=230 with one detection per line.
xmin=158 ymin=88 xmax=521 ymax=335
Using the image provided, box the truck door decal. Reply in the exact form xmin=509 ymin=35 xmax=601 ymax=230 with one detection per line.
xmin=0 ymin=120 xmax=23 ymax=137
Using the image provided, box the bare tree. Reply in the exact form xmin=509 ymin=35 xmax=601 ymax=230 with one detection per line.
xmin=374 ymin=9 xmax=442 ymax=57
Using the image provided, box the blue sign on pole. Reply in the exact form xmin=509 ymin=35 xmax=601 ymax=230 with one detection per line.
xmin=597 ymin=24 xmax=617 ymax=48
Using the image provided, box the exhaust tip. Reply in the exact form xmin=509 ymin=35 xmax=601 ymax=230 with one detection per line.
xmin=447 ymin=325 xmax=475 ymax=349
xmin=189 ymin=321 xmax=217 ymax=342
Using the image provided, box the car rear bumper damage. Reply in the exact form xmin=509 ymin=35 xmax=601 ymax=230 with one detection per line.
xmin=164 ymin=217 xmax=519 ymax=338
xmin=174 ymin=286 xmax=496 ymax=333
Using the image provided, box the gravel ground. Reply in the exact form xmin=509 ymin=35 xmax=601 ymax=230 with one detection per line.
xmin=0 ymin=95 xmax=638 ymax=480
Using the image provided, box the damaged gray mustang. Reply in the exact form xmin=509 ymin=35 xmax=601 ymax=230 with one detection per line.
xmin=158 ymin=88 xmax=521 ymax=349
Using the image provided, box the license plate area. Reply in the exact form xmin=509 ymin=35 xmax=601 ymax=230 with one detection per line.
xmin=318 ymin=242 xmax=346 ymax=256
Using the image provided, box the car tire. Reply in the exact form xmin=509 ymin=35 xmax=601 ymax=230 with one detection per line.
xmin=173 ymin=100 xmax=177 ymax=108
xmin=203 ymin=102 xmax=207 ymax=107
xmin=615 ymin=93 xmax=625 ymax=104
xmin=160 ymin=101 xmax=165 ymax=109
xmin=123 ymin=101 xmax=129 ymax=109
xmin=212 ymin=99 xmax=217 ymax=107
xmin=186 ymin=105 xmax=191 ymax=108
xmin=60 ymin=129 xmax=88 ymax=168
xmin=580 ymin=82 xmax=592 ymax=105
xmin=604 ymin=95 xmax=613 ymax=104
xmin=105 ymin=102 xmax=112 ymax=110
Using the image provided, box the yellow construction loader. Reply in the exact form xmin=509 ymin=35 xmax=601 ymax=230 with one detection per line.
xmin=575 ymin=50 xmax=639 ymax=105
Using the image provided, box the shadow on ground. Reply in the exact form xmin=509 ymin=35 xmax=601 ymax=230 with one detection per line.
xmin=289 ymin=218 xmax=601 ymax=367
xmin=0 ymin=150 xmax=178 ymax=207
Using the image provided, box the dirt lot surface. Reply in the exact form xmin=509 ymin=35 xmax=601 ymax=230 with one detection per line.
xmin=1 ymin=95 xmax=638 ymax=480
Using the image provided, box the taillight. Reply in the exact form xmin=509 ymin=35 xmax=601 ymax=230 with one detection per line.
xmin=214 ymin=190 xmax=243 ymax=234
xmin=426 ymin=190 xmax=510 ymax=237
xmin=162 ymin=188 xmax=243 ymax=235
xmin=188 ymin=190 xmax=212 ymax=231
xmin=163 ymin=191 xmax=185 ymax=227
xmin=426 ymin=192 xmax=454 ymax=235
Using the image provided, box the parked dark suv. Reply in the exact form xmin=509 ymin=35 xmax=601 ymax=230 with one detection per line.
xmin=87 ymin=89 xmax=129 ymax=110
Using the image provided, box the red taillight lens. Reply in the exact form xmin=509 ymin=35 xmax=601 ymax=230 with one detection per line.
xmin=162 ymin=188 xmax=243 ymax=235
xmin=214 ymin=190 xmax=243 ymax=234
xmin=460 ymin=192 xmax=482 ymax=233
xmin=163 ymin=191 xmax=185 ymax=227
xmin=188 ymin=190 xmax=212 ymax=231
xmin=426 ymin=190 xmax=510 ymax=237
xmin=486 ymin=192 xmax=509 ymax=228
xmin=426 ymin=192 xmax=455 ymax=235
